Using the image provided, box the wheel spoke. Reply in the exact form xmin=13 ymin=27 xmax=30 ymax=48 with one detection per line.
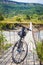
xmin=18 ymin=53 xmax=22 ymax=62
xmin=12 ymin=41 xmax=28 ymax=63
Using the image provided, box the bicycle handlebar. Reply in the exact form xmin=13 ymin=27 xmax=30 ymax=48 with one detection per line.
xmin=15 ymin=23 xmax=31 ymax=31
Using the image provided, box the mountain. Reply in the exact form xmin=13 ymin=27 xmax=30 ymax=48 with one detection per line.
xmin=0 ymin=0 xmax=43 ymax=18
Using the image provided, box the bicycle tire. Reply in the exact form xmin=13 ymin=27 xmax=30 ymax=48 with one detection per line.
xmin=12 ymin=40 xmax=28 ymax=64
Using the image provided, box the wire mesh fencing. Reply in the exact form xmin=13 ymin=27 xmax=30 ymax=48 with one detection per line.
xmin=0 ymin=29 xmax=40 ymax=65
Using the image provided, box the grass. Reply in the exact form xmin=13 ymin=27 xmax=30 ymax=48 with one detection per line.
xmin=0 ymin=43 xmax=12 ymax=56
xmin=3 ymin=43 xmax=12 ymax=50
xmin=0 ymin=15 xmax=43 ymax=24
xmin=36 ymin=41 xmax=43 ymax=61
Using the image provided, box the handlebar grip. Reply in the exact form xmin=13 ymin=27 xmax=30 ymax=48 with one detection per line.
xmin=27 ymin=28 xmax=31 ymax=31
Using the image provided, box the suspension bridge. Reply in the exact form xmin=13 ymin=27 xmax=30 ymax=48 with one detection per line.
xmin=0 ymin=22 xmax=40 ymax=65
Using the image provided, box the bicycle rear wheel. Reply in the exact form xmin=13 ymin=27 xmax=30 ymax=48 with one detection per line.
xmin=12 ymin=40 xmax=28 ymax=64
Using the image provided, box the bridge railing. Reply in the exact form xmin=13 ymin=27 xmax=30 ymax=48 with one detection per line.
xmin=0 ymin=27 xmax=40 ymax=65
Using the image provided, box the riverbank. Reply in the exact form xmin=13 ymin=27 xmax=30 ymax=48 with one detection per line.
xmin=0 ymin=22 xmax=43 ymax=30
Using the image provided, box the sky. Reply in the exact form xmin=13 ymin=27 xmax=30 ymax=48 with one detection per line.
xmin=10 ymin=0 xmax=43 ymax=4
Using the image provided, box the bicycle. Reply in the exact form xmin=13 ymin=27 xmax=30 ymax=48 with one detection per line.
xmin=12 ymin=23 xmax=31 ymax=64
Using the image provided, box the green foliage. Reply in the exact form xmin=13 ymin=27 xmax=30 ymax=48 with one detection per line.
xmin=0 ymin=2 xmax=43 ymax=18
xmin=38 ymin=15 xmax=43 ymax=20
xmin=0 ymin=23 xmax=15 ymax=30
xmin=0 ymin=24 xmax=3 ymax=30
xmin=6 ymin=24 xmax=15 ymax=29
xmin=3 ymin=43 xmax=12 ymax=50
xmin=16 ymin=17 xmax=21 ymax=22
xmin=0 ymin=33 xmax=7 ymax=50
xmin=0 ymin=23 xmax=8 ymax=30
xmin=0 ymin=14 xmax=4 ymax=21
xmin=0 ymin=31 xmax=12 ymax=52
xmin=0 ymin=2 xmax=43 ymax=24
xmin=26 ymin=15 xmax=31 ymax=20
xmin=36 ymin=42 xmax=43 ymax=61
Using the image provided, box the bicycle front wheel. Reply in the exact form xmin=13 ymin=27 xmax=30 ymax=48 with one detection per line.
xmin=12 ymin=40 xmax=28 ymax=64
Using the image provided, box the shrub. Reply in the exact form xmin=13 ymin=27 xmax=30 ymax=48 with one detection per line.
xmin=0 ymin=15 xmax=4 ymax=21
xmin=36 ymin=41 xmax=43 ymax=65
xmin=4 ymin=43 xmax=12 ymax=50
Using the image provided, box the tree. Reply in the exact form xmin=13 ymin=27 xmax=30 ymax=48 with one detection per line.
xmin=26 ymin=15 xmax=31 ymax=20
xmin=38 ymin=16 xmax=43 ymax=20
xmin=0 ymin=14 xmax=4 ymax=21
xmin=16 ymin=17 xmax=21 ymax=22
xmin=6 ymin=24 xmax=15 ymax=30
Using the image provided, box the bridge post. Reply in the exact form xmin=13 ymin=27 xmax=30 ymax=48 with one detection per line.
xmin=30 ymin=22 xmax=36 ymax=65
xmin=30 ymin=22 xmax=32 ymax=31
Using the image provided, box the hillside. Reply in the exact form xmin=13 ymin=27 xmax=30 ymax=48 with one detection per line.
xmin=0 ymin=1 xmax=43 ymax=17
xmin=0 ymin=1 xmax=43 ymax=24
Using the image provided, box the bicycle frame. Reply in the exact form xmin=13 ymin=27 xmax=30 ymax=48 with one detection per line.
xmin=16 ymin=23 xmax=31 ymax=38
xmin=16 ymin=24 xmax=31 ymax=50
xmin=12 ymin=22 xmax=36 ymax=64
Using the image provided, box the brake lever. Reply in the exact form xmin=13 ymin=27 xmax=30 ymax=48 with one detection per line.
xmin=27 ymin=28 xmax=31 ymax=31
